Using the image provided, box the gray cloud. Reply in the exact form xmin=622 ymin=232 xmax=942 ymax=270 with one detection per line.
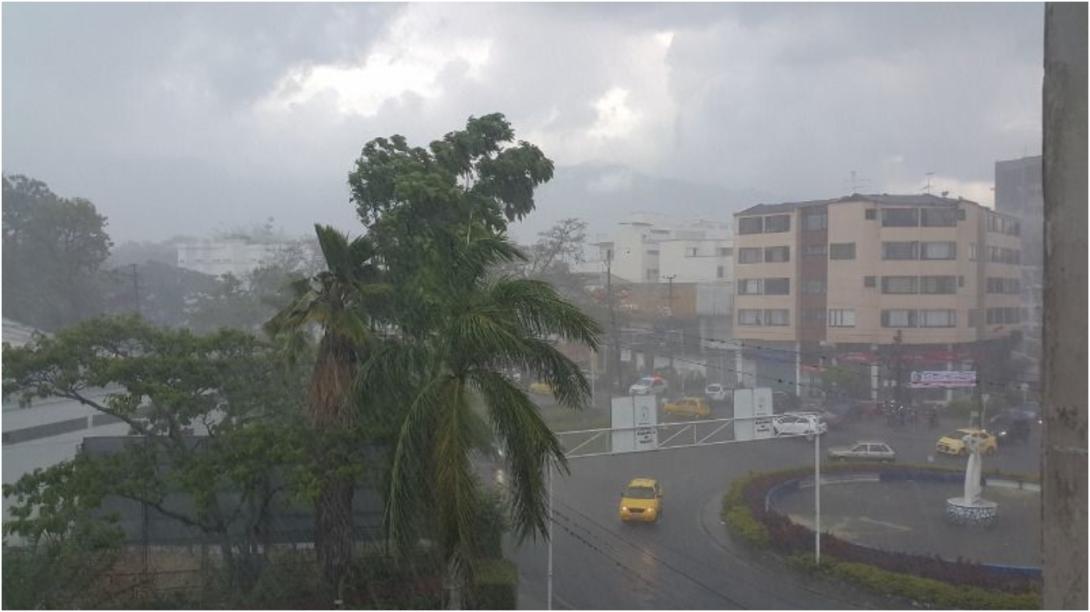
xmin=2 ymin=3 xmax=1043 ymax=243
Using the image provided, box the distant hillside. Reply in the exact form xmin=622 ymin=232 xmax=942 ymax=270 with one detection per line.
xmin=510 ymin=163 xmax=778 ymax=243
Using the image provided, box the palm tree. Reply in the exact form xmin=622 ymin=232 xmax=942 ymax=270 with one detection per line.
xmin=265 ymin=224 xmax=388 ymax=600
xmin=366 ymin=233 xmax=600 ymax=608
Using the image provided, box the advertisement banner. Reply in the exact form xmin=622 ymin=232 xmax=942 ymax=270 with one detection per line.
xmin=610 ymin=395 xmax=659 ymax=453
xmin=908 ymin=370 xmax=977 ymax=389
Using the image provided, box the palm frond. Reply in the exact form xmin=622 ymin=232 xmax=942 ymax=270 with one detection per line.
xmin=486 ymin=278 xmax=602 ymax=347
xmin=468 ymin=369 xmax=565 ymax=542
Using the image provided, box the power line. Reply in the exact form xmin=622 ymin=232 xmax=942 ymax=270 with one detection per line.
xmin=620 ymin=326 xmax=1042 ymax=394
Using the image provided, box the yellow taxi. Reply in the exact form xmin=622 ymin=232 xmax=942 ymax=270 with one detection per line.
xmin=936 ymin=428 xmax=998 ymax=456
xmin=618 ymin=478 xmax=663 ymax=523
xmin=528 ymin=382 xmax=553 ymax=395
xmin=664 ymin=397 xmax=711 ymax=418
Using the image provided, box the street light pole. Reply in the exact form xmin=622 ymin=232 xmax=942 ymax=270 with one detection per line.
xmin=547 ymin=461 xmax=554 ymax=610
xmin=814 ymin=432 xmax=821 ymax=565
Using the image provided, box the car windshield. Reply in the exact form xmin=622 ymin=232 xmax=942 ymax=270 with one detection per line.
xmin=637 ymin=378 xmax=655 ymax=385
xmin=946 ymin=431 xmax=967 ymax=440
xmin=624 ymin=486 xmax=656 ymax=499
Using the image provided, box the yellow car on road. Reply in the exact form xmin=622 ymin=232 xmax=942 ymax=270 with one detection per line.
xmin=619 ymin=478 xmax=663 ymax=523
xmin=936 ymin=428 xmax=998 ymax=456
xmin=664 ymin=397 xmax=711 ymax=419
xmin=528 ymin=382 xmax=553 ymax=396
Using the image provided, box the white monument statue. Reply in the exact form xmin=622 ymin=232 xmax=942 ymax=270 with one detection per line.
xmin=945 ymin=432 xmax=998 ymax=526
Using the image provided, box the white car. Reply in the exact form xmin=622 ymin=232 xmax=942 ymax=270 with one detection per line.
xmin=772 ymin=413 xmax=828 ymax=439
xmin=629 ymin=376 xmax=668 ymax=396
xmin=705 ymin=383 xmax=729 ymax=403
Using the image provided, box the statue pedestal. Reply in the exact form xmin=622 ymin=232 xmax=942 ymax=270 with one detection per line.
xmin=945 ymin=497 xmax=998 ymax=527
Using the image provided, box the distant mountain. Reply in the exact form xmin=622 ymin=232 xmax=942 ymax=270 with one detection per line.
xmin=510 ymin=163 xmax=778 ymax=243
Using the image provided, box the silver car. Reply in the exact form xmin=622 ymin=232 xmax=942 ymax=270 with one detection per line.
xmin=827 ymin=441 xmax=896 ymax=462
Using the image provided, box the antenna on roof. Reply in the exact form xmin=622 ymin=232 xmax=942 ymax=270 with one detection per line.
xmin=843 ymin=170 xmax=870 ymax=194
xmin=923 ymin=172 xmax=935 ymax=195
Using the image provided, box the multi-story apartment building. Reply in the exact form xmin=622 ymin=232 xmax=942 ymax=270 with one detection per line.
xmin=732 ymin=193 xmax=1024 ymax=401
xmin=583 ymin=213 xmax=733 ymax=284
xmin=995 ymin=155 xmax=1043 ymax=385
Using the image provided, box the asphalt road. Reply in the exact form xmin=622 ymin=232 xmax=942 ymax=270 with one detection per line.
xmin=506 ymin=410 xmax=1042 ymax=610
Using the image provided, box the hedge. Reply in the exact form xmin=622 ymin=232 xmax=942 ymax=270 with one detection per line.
xmin=472 ymin=558 xmax=518 ymax=610
xmin=721 ymin=465 xmax=1042 ymax=609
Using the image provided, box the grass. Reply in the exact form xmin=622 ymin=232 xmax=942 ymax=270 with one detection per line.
xmin=532 ymin=396 xmax=610 ymax=432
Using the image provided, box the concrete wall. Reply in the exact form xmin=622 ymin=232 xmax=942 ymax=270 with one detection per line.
xmin=1042 ymin=3 xmax=1087 ymax=608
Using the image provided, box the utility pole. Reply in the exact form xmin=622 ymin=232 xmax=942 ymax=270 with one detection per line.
xmin=664 ymin=274 xmax=677 ymax=372
xmin=606 ymin=250 xmax=621 ymax=393
xmin=893 ymin=330 xmax=904 ymax=412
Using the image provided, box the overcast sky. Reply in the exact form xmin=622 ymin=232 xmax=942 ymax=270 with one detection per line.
xmin=3 ymin=2 xmax=1044 ymax=244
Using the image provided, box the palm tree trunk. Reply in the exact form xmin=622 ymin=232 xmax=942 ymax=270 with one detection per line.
xmin=309 ymin=334 xmax=359 ymax=602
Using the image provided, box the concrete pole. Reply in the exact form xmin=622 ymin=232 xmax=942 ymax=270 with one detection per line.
xmin=1042 ymin=4 xmax=1087 ymax=608
xmin=814 ymin=431 xmax=821 ymax=565
xmin=795 ymin=342 xmax=802 ymax=398
xmin=547 ymin=461 xmax=554 ymax=610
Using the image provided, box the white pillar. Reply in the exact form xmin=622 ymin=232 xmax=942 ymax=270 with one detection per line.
xmin=795 ymin=342 xmax=802 ymax=398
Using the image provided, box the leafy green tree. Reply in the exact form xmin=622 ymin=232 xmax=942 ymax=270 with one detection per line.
xmin=348 ymin=114 xmax=599 ymax=608
xmin=2 ymin=315 xmax=310 ymax=593
xmin=2 ymin=175 xmax=113 ymax=330
xmin=264 ymin=225 xmax=390 ymax=600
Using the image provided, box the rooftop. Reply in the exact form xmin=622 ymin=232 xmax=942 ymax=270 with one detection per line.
xmin=737 ymin=193 xmax=984 ymax=216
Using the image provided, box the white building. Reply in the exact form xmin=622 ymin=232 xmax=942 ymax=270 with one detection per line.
xmin=579 ymin=213 xmax=733 ymax=284
xmin=176 ymin=239 xmax=317 ymax=279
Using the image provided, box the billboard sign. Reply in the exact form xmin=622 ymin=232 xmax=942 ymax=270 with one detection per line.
xmin=734 ymin=387 xmax=774 ymax=441
xmin=909 ymin=370 xmax=977 ymax=389
xmin=610 ymin=395 xmax=659 ymax=453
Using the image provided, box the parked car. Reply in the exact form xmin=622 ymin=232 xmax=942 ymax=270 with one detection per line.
xmin=618 ymin=478 xmax=663 ymax=523
xmin=828 ymin=441 xmax=896 ymax=462
xmin=772 ymin=412 xmax=827 ymax=439
xmin=936 ymin=428 xmax=998 ymax=456
xmin=629 ymin=376 xmax=668 ymax=396
xmin=664 ymin=397 xmax=711 ymax=418
xmin=704 ymin=383 xmax=730 ymax=403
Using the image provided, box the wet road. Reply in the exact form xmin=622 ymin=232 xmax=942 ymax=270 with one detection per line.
xmin=508 ymin=414 xmax=1042 ymax=609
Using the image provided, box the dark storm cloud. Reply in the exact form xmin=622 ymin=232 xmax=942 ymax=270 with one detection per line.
xmin=2 ymin=3 xmax=1042 ymax=243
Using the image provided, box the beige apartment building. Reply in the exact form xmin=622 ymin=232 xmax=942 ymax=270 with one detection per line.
xmin=731 ymin=193 xmax=1025 ymax=402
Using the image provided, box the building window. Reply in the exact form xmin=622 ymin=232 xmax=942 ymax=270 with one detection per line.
xmin=738 ymin=247 xmax=762 ymax=263
xmin=738 ymin=309 xmax=763 ymax=326
xmin=803 ymin=211 xmax=827 ymax=231
xmin=987 ymin=307 xmax=1023 ymax=324
xmin=803 ymin=244 xmax=828 ymax=258
xmin=764 ymin=246 xmax=790 ymax=263
xmin=737 ymin=279 xmax=763 ymax=295
xmin=986 ymin=277 xmax=1022 ymax=294
xmin=920 ymin=241 xmax=956 ymax=260
xmin=646 ymin=268 xmax=659 ymax=281
xmin=829 ymin=243 xmax=856 ymax=260
xmin=863 ymin=276 xmax=876 ymax=288
xmin=968 ymin=309 xmax=979 ymax=327
xmin=717 ymin=265 xmax=725 ymax=279
xmin=865 ymin=209 xmax=877 ymax=220
xmin=828 ymin=309 xmax=856 ymax=327
xmin=738 ymin=217 xmax=763 ymax=234
xmin=881 ymin=309 xmax=917 ymax=328
xmin=921 ymin=208 xmax=958 ymax=227
xmin=718 ymin=247 xmax=732 ymax=256
xmin=764 ymin=214 xmax=791 ymax=233
xmin=919 ymin=310 xmax=957 ymax=328
xmin=764 ymin=309 xmax=790 ymax=326
xmin=969 ymin=243 xmax=977 ymax=261
xmin=882 ymin=241 xmax=918 ymax=260
xmin=881 ymin=208 xmax=919 ymax=227
xmin=687 ymin=247 xmax=699 ymax=257
xmin=920 ymin=276 xmax=957 ymax=294
xmin=647 ymin=249 xmax=660 ymax=255
xmin=802 ymin=308 xmax=826 ymax=323
xmin=764 ymin=278 xmax=790 ymax=295
xmin=881 ymin=276 xmax=918 ymax=294
xmin=801 ymin=279 xmax=826 ymax=294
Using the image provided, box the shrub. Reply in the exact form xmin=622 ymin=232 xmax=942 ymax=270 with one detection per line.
xmin=472 ymin=558 xmax=518 ymax=610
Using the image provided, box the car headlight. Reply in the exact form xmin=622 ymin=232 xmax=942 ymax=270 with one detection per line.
xmin=621 ymin=506 xmax=629 ymax=512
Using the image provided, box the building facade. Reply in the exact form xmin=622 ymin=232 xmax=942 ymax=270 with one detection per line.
xmin=583 ymin=213 xmax=733 ymax=285
xmin=731 ymin=194 xmax=1024 ymax=401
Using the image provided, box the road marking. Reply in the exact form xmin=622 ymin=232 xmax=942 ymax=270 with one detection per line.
xmin=858 ymin=516 xmax=912 ymax=532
